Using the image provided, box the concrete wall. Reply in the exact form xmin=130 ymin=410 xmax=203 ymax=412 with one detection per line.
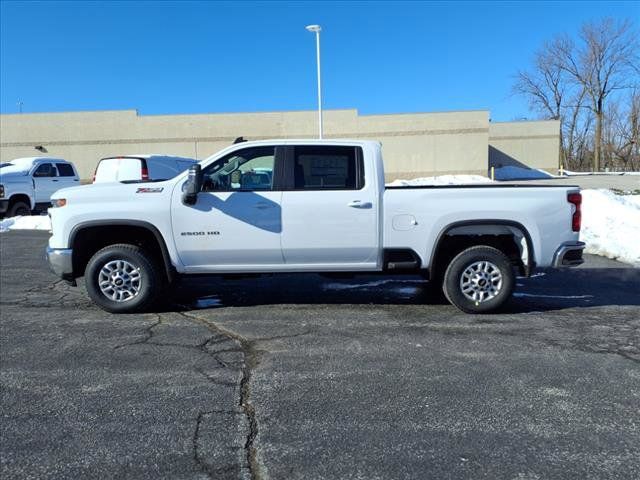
xmin=1 ymin=109 xmax=557 ymax=181
xmin=489 ymin=120 xmax=560 ymax=173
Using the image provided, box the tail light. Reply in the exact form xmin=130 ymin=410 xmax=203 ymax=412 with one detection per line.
xmin=567 ymin=192 xmax=582 ymax=232
xmin=141 ymin=166 xmax=149 ymax=181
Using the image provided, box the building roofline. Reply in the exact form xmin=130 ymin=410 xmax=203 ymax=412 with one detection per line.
xmin=1 ymin=107 xmax=491 ymax=118
xmin=490 ymin=119 xmax=560 ymax=125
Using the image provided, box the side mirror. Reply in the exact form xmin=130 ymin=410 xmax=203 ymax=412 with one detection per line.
xmin=182 ymin=164 xmax=203 ymax=205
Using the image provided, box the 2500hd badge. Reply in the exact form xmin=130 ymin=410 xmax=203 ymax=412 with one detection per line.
xmin=180 ymin=231 xmax=220 ymax=236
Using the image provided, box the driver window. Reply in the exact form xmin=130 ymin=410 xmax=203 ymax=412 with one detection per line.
xmin=201 ymin=146 xmax=275 ymax=192
xmin=33 ymin=163 xmax=57 ymax=178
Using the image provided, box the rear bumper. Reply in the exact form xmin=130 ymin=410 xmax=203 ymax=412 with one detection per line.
xmin=0 ymin=200 xmax=8 ymax=214
xmin=46 ymin=247 xmax=74 ymax=280
xmin=552 ymin=241 xmax=585 ymax=268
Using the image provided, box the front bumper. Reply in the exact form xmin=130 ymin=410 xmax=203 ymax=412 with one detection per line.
xmin=0 ymin=199 xmax=8 ymax=214
xmin=552 ymin=241 xmax=585 ymax=268
xmin=46 ymin=247 xmax=74 ymax=279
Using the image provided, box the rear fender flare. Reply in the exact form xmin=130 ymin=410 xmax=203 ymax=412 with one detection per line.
xmin=429 ymin=220 xmax=535 ymax=277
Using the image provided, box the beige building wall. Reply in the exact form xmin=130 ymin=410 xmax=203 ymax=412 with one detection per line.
xmin=489 ymin=120 xmax=560 ymax=173
xmin=1 ymin=109 xmax=556 ymax=181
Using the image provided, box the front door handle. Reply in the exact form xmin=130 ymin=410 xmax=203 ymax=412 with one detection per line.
xmin=347 ymin=200 xmax=372 ymax=209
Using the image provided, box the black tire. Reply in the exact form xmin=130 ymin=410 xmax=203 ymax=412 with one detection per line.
xmin=443 ymin=246 xmax=514 ymax=314
xmin=85 ymin=243 xmax=165 ymax=313
xmin=8 ymin=201 xmax=31 ymax=217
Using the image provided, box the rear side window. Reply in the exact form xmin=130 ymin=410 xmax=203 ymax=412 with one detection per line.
xmin=33 ymin=163 xmax=57 ymax=177
xmin=56 ymin=163 xmax=75 ymax=177
xmin=293 ymin=146 xmax=362 ymax=190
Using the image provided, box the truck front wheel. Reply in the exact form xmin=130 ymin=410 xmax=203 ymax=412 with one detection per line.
xmin=8 ymin=200 xmax=31 ymax=217
xmin=85 ymin=244 xmax=164 ymax=313
xmin=443 ymin=246 xmax=514 ymax=313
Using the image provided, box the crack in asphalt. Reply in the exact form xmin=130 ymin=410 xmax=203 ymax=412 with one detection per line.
xmin=112 ymin=314 xmax=163 ymax=349
xmin=179 ymin=310 xmax=264 ymax=480
xmin=192 ymin=410 xmax=248 ymax=479
xmin=1 ymin=279 xmax=90 ymax=308
xmin=110 ymin=312 xmax=252 ymax=477
xmin=112 ymin=315 xmax=244 ymax=370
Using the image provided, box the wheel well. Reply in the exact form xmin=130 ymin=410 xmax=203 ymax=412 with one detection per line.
xmin=70 ymin=224 xmax=173 ymax=280
xmin=9 ymin=194 xmax=31 ymax=208
xmin=430 ymin=223 xmax=533 ymax=279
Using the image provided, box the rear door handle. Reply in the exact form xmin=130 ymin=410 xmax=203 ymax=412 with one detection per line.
xmin=347 ymin=200 xmax=372 ymax=208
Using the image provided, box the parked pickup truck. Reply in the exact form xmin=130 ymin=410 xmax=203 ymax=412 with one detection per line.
xmin=46 ymin=140 xmax=585 ymax=313
xmin=1 ymin=157 xmax=80 ymax=217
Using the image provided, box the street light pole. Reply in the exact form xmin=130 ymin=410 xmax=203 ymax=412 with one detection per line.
xmin=306 ymin=24 xmax=323 ymax=139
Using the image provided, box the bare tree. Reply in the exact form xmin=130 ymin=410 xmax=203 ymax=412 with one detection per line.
xmin=562 ymin=87 xmax=588 ymax=169
xmin=605 ymin=90 xmax=640 ymax=171
xmin=513 ymin=44 xmax=569 ymax=166
xmin=550 ymin=18 xmax=639 ymax=171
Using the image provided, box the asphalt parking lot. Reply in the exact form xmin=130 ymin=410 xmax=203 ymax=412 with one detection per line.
xmin=1 ymin=230 xmax=639 ymax=479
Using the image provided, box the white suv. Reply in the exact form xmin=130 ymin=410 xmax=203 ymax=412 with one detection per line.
xmin=0 ymin=157 xmax=79 ymax=217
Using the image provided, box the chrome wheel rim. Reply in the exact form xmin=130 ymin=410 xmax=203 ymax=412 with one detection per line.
xmin=460 ymin=261 xmax=503 ymax=303
xmin=98 ymin=259 xmax=141 ymax=303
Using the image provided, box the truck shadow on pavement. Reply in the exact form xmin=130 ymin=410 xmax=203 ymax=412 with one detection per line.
xmin=168 ymin=267 xmax=640 ymax=314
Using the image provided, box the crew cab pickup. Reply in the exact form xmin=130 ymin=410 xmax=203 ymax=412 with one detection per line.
xmin=1 ymin=157 xmax=80 ymax=217
xmin=46 ymin=140 xmax=585 ymax=313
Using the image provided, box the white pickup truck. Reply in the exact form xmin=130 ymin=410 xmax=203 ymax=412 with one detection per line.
xmin=1 ymin=157 xmax=80 ymax=216
xmin=46 ymin=140 xmax=585 ymax=313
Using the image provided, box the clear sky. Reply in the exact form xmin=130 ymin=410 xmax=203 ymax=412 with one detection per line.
xmin=1 ymin=1 xmax=638 ymax=121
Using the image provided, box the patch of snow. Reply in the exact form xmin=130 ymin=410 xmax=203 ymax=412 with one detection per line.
xmin=387 ymin=175 xmax=493 ymax=186
xmin=323 ymin=279 xmax=426 ymax=290
xmin=513 ymin=293 xmax=593 ymax=299
xmin=387 ymin=175 xmax=492 ymax=187
xmin=194 ymin=296 xmax=222 ymax=308
xmin=0 ymin=215 xmax=51 ymax=233
xmin=530 ymin=272 xmax=547 ymax=279
xmin=394 ymin=286 xmax=422 ymax=296
xmin=562 ymin=170 xmax=640 ymax=176
xmin=581 ymin=189 xmax=640 ymax=266
xmin=494 ymin=166 xmax=553 ymax=180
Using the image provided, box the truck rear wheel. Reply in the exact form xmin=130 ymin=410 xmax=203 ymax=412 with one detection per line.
xmin=85 ymin=244 xmax=164 ymax=313
xmin=443 ymin=246 xmax=514 ymax=313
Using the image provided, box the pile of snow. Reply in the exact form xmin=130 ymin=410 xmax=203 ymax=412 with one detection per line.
xmin=494 ymin=166 xmax=553 ymax=180
xmin=0 ymin=215 xmax=51 ymax=233
xmin=562 ymin=169 xmax=640 ymax=176
xmin=387 ymin=174 xmax=493 ymax=186
xmin=581 ymin=189 xmax=640 ymax=266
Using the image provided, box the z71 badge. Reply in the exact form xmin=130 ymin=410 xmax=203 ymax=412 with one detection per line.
xmin=136 ymin=187 xmax=164 ymax=193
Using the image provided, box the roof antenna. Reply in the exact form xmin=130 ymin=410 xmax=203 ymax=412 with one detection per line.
xmin=233 ymin=136 xmax=246 ymax=144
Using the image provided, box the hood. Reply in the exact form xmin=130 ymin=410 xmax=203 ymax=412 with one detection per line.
xmin=0 ymin=168 xmax=30 ymax=182
xmin=0 ymin=163 xmax=30 ymax=178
